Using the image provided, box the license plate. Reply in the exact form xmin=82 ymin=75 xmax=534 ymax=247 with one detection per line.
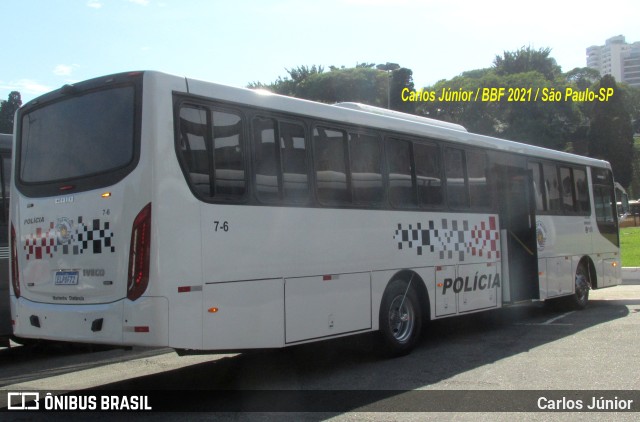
xmin=54 ymin=271 xmax=79 ymax=285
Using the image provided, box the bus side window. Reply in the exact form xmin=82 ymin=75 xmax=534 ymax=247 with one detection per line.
xmin=573 ymin=168 xmax=590 ymax=213
xmin=414 ymin=143 xmax=442 ymax=207
xmin=313 ymin=127 xmax=349 ymax=205
xmin=595 ymin=186 xmax=614 ymax=222
xmin=543 ymin=163 xmax=561 ymax=213
xmin=560 ymin=166 xmax=576 ymax=213
xmin=445 ymin=148 xmax=469 ymax=208
xmin=592 ymin=168 xmax=619 ymax=245
xmin=385 ymin=139 xmax=416 ymax=208
xmin=528 ymin=162 xmax=545 ymax=212
xmin=252 ymin=117 xmax=280 ymax=202
xmin=178 ymin=106 xmax=211 ymax=197
xmin=212 ymin=109 xmax=246 ymax=199
xmin=280 ymin=122 xmax=309 ymax=203
xmin=349 ymin=132 xmax=383 ymax=204
xmin=252 ymin=117 xmax=309 ymax=204
xmin=466 ymin=150 xmax=490 ymax=209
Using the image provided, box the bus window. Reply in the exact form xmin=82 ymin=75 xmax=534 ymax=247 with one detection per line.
xmin=593 ymin=168 xmax=619 ymax=246
xmin=314 ymin=127 xmax=349 ymax=205
xmin=252 ymin=117 xmax=309 ymax=204
xmin=280 ymin=122 xmax=309 ymax=203
xmin=212 ymin=109 xmax=246 ymax=199
xmin=573 ymin=168 xmax=590 ymax=213
xmin=386 ymin=139 xmax=415 ymax=208
xmin=528 ymin=162 xmax=545 ymax=211
xmin=253 ymin=117 xmax=280 ymax=202
xmin=543 ymin=163 xmax=561 ymax=213
xmin=414 ymin=143 xmax=442 ymax=207
xmin=445 ymin=148 xmax=469 ymax=208
xmin=466 ymin=150 xmax=490 ymax=209
xmin=349 ymin=132 xmax=383 ymax=204
xmin=615 ymin=182 xmax=629 ymax=218
xmin=178 ymin=106 xmax=211 ymax=197
xmin=560 ymin=166 xmax=576 ymax=213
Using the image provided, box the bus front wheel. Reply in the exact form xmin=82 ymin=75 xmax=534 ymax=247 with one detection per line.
xmin=556 ymin=263 xmax=590 ymax=310
xmin=567 ymin=263 xmax=590 ymax=310
xmin=378 ymin=278 xmax=422 ymax=357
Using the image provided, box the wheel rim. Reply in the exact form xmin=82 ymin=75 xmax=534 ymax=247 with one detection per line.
xmin=388 ymin=295 xmax=415 ymax=343
xmin=575 ymin=273 xmax=589 ymax=304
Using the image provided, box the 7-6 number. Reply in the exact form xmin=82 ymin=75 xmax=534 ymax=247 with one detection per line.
xmin=214 ymin=221 xmax=229 ymax=232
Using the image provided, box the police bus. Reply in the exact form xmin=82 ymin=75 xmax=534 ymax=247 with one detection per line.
xmin=9 ymin=71 xmax=622 ymax=356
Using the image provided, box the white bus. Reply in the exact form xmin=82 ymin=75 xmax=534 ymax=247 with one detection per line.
xmin=9 ymin=71 xmax=622 ymax=356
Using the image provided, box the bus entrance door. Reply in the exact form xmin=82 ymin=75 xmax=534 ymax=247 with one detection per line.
xmin=499 ymin=167 xmax=540 ymax=303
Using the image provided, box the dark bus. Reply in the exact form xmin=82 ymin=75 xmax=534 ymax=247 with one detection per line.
xmin=0 ymin=133 xmax=12 ymax=346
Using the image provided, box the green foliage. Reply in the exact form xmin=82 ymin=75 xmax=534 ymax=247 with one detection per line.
xmin=390 ymin=67 xmax=416 ymax=114
xmin=418 ymin=71 xmax=502 ymax=135
xmin=621 ymin=84 xmax=640 ymax=133
xmin=587 ymin=75 xmax=635 ymax=187
xmin=416 ymin=69 xmax=580 ymax=150
xmin=630 ymin=136 xmax=640 ymax=198
xmin=248 ymin=63 xmax=415 ymax=112
xmin=493 ymin=46 xmax=562 ymax=81
xmin=565 ymin=67 xmax=601 ymax=90
xmin=296 ymin=67 xmax=387 ymax=105
xmin=248 ymin=65 xmax=325 ymax=97
xmin=413 ymin=47 xmax=638 ymax=183
xmin=0 ymin=91 xmax=22 ymax=133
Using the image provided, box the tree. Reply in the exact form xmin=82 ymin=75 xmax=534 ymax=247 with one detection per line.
xmin=248 ymin=65 xmax=325 ymax=97
xmin=564 ymin=67 xmax=601 ymax=91
xmin=0 ymin=91 xmax=22 ymax=133
xmin=619 ymin=84 xmax=640 ymax=134
xmin=389 ymin=67 xmax=416 ymax=113
xmin=587 ymin=75 xmax=635 ymax=187
xmin=493 ymin=46 xmax=562 ymax=81
xmin=416 ymin=71 xmax=503 ymax=135
xmin=295 ymin=66 xmax=386 ymax=105
xmin=416 ymin=69 xmax=581 ymax=150
xmin=248 ymin=63 xmax=415 ymax=111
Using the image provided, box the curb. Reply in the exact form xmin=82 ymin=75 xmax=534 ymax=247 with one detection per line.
xmin=622 ymin=267 xmax=640 ymax=284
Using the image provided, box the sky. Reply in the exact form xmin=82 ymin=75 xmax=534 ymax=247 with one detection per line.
xmin=2 ymin=0 xmax=640 ymax=104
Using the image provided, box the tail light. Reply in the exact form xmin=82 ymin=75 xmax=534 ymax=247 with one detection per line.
xmin=127 ymin=203 xmax=151 ymax=301
xmin=10 ymin=223 xmax=20 ymax=298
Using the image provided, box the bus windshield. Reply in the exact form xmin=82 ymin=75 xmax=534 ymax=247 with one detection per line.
xmin=19 ymin=86 xmax=136 ymax=184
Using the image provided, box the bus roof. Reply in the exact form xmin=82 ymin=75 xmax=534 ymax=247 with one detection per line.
xmin=333 ymin=102 xmax=468 ymax=132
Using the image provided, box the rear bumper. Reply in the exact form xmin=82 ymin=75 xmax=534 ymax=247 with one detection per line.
xmin=11 ymin=295 xmax=169 ymax=347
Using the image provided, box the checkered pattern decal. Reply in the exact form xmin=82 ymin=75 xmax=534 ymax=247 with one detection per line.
xmin=394 ymin=216 xmax=500 ymax=261
xmin=23 ymin=217 xmax=115 ymax=260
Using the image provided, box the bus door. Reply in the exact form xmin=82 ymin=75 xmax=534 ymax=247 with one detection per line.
xmin=498 ymin=166 xmax=539 ymax=303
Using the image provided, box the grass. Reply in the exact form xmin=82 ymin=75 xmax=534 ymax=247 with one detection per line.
xmin=620 ymin=226 xmax=640 ymax=267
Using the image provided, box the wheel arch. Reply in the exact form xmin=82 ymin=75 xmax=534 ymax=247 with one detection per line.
xmin=388 ymin=269 xmax=431 ymax=325
xmin=579 ymin=255 xmax=598 ymax=289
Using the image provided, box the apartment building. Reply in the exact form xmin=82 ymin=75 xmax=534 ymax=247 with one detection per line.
xmin=587 ymin=35 xmax=640 ymax=87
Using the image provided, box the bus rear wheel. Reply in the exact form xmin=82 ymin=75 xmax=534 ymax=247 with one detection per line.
xmin=378 ymin=278 xmax=422 ymax=357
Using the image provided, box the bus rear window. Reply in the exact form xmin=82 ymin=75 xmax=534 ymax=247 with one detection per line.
xmin=19 ymin=86 xmax=136 ymax=184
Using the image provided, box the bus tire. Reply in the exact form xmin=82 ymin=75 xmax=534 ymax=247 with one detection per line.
xmin=378 ymin=278 xmax=422 ymax=357
xmin=565 ymin=263 xmax=590 ymax=310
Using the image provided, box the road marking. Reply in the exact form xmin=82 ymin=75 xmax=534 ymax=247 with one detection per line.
xmin=542 ymin=311 xmax=575 ymax=325
xmin=513 ymin=311 xmax=575 ymax=326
